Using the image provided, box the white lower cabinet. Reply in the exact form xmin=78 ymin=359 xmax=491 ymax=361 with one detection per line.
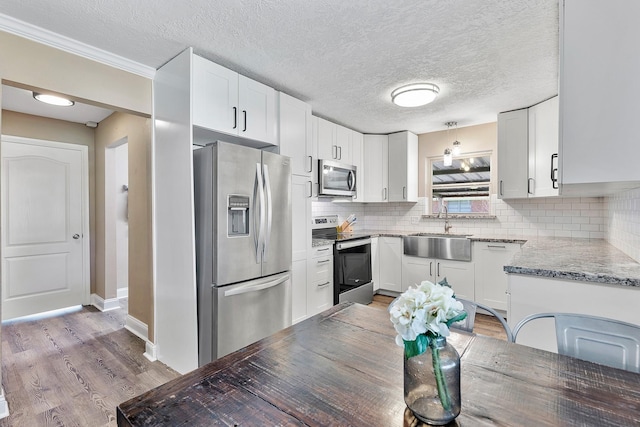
xmin=307 ymin=245 xmax=333 ymax=317
xmin=401 ymin=255 xmax=474 ymax=300
xmin=473 ymin=242 xmax=522 ymax=311
xmin=378 ymin=237 xmax=402 ymax=292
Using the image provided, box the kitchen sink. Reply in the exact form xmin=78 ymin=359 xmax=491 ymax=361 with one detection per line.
xmin=403 ymin=234 xmax=472 ymax=261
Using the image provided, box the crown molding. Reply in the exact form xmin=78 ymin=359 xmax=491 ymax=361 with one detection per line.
xmin=0 ymin=12 xmax=155 ymax=79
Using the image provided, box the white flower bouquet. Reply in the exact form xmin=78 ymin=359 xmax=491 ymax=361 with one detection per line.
xmin=389 ymin=279 xmax=467 ymax=411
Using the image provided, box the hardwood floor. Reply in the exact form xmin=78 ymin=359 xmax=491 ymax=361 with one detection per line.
xmin=0 ymin=302 xmax=179 ymax=427
xmin=0 ymin=295 xmax=506 ymax=426
xmin=371 ymin=294 xmax=509 ymax=341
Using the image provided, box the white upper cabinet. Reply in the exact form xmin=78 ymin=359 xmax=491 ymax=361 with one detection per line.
xmin=314 ymin=116 xmax=353 ymax=164
xmin=315 ymin=116 xmax=337 ymax=160
xmin=388 ymin=131 xmax=418 ymax=202
xmin=278 ymin=92 xmax=312 ymax=177
xmin=192 ymin=55 xmax=277 ymax=145
xmin=498 ymin=98 xmax=559 ymax=199
xmin=363 ymin=134 xmax=389 ymax=202
xmin=560 ymin=0 xmax=640 ymax=195
xmin=528 ymin=96 xmax=559 ymax=197
xmin=497 ymin=109 xmax=529 ymax=199
xmin=335 ymin=124 xmax=352 ymax=164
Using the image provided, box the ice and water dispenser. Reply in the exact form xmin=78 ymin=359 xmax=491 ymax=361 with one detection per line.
xmin=227 ymin=195 xmax=249 ymax=236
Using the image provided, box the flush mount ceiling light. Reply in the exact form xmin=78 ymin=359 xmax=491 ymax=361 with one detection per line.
xmin=391 ymin=83 xmax=439 ymax=107
xmin=32 ymin=92 xmax=74 ymax=107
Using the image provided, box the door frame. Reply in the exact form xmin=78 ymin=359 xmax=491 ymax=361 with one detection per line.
xmin=1 ymin=134 xmax=91 ymax=308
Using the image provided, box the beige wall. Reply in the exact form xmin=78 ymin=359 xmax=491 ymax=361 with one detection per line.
xmin=0 ymin=29 xmax=155 ymax=361
xmin=0 ymin=31 xmax=151 ymax=116
xmin=95 ymin=112 xmax=153 ymax=340
xmin=1 ymin=110 xmax=97 ymax=291
xmin=418 ymin=122 xmax=497 ymax=197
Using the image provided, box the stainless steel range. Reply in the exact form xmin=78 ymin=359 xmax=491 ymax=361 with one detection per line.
xmin=312 ymin=215 xmax=373 ymax=305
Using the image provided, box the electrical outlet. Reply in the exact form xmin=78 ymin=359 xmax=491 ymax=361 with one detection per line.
xmin=411 ymin=216 xmax=420 ymax=225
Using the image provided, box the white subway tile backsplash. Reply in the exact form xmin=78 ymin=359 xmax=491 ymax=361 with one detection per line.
xmin=606 ymin=187 xmax=640 ymax=262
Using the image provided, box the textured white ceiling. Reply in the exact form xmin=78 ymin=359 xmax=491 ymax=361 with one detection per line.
xmin=0 ymin=0 xmax=558 ymax=134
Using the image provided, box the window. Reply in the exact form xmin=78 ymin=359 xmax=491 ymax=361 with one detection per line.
xmin=430 ymin=153 xmax=491 ymax=215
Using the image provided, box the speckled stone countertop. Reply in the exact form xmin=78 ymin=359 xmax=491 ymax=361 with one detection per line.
xmin=312 ymin=238 xmax=334 ymax=247
xmin=504 ymin=237 xmax=640 ymax=287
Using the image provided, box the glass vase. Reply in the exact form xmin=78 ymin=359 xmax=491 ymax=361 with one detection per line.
xmin=404 ymin=336 xmax=461 ymax=425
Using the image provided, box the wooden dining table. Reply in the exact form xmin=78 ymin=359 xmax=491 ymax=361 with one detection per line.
xmin=117 ymin=303 xmax=640 ymax=426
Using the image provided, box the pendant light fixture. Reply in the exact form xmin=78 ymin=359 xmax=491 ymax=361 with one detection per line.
xmin=445 ymin=121 xmax=462 ymax=156
xmin=391 ymin=83 xmax=439 ymax=107
xmin=443 ymin=148 xmax=453 ymax=167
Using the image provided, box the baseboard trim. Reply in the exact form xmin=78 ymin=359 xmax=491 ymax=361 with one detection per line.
xmin=144 ymin=341 xmax=158 ymax=362
xmin=117 ymin=287 xmax=129 ymax=299
xmin=91 ymin=293 xmax=120 ymax=312
xmin=0 ymin=388 xmax=9 ymax=419
xmin=125 ymin=315 xmax=148 ymax=341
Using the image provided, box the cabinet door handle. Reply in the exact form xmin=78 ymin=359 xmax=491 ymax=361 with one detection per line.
xmin=242 ymin=110 xmax=247 ymax=132
xmin=233 ymin=107 xmax=237 ymax=129
xmin=332 ymin=145 xmax=337 ymax=159
xmin=383 ymin=187 xmax=387 ymax=200
xmin=317 ymin=247 xmax=330 ymax=252
xmin=527 ymin=178 xmax=534 ymax=195
xmin=437 ymin=262 xmax=440 ymax=277
xmin=338 ymin=146 xmax=342 ymax=160
xmin=551 ymin=153 xmax=559 ymax=189
xmin=499 ymin=180 xmax=504 ymax=196
xmin=430 ymin=261 xmax=433 ymax=277
xmin=317 ymin=259 xmax=331 ymax=264
xmin=307 ymin=181 xmax=312 ymax=198
xmin=307 ymin=156 xmax=313 ymax=173
xmin=318 ymin=281 xmax=331 ymax=287
xmin=487 ymin=245 xmax=506 ymax=249
xmin=403 ymin=186 xmax=406 ymax=200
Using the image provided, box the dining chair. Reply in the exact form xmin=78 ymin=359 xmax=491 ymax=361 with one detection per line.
xmin=453 ymin=298 xmax=514 ymax=342
xmin=512 ymin=313 xmax=640 ymax=373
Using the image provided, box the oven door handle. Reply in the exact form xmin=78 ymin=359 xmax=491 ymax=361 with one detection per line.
xmin=336 ymin=238 xmax=371 ymax=250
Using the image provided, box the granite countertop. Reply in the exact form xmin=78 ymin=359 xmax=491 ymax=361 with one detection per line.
xmin=312 ymin=238 xmax=334 ymax=247
xmin=504 ymin=237 xmax=640 ymax=287
xmin=312 ymin=230 xmax=525 ymax=247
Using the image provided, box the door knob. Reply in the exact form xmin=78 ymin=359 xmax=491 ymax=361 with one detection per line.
xmin=73 ymin=234 xmax=80 ymax=239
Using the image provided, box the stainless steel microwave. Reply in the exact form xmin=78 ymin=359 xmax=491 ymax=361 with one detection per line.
xmin=318 ymin=159 xmax=357 ymax=197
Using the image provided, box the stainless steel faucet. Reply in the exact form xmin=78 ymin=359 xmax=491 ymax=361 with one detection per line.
xmin=442 ymin=204 xmax=453 ymax=234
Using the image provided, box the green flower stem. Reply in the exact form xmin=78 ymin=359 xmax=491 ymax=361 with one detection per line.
xmin=431 ymin=341 xmax=451 ymax=411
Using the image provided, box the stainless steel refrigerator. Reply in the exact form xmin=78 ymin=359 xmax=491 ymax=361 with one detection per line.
xmin=193 ymin=141 xmax=292 ymax=366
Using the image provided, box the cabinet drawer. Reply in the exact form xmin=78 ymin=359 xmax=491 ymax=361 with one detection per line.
xmin=309 ymin=256 xmax=332 ymax=281
xmin=311 ymin=245 xmax=333 ymax=258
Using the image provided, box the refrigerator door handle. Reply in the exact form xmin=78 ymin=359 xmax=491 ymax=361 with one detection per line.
xmin=262 ymin=163 xmax=273 ymax=261
xmin=223 ymin=273 xmax=290 ymax=297
xmin=254 ymin=163 xmax=265 ymax=263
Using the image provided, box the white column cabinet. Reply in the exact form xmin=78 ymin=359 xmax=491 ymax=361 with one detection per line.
xmin=290 ymin=176 xmax=311 ymax=324
xmin=528 ymin=96 xmax=559 ymax=198
xmin=473 ymin=241 xmax=521 ymax=311
xmin=371 ymin=237 xmax=380 ymax=291
xmin=388 ymin=131 xmax=418 ymax=202
xmin=279 ymin=93 xmax=313 ymax=177
xmin=378 ymin=237 xmax=402 ymax=292
xmin=560 ymin=0 xmax=640 ymax=194
xmin=351 ymin=130 xmax=364 ymax=202
xmin=363 ymin=135 xmax=389 ymax=202
xmin=192 ymin=55 xmax=277 ymax=145
xmin=497 ymin=109 xmax=529 ymax=199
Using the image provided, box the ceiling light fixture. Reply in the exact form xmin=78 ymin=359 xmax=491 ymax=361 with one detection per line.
xmin=32 ymin=92 xmax=74 ymax=107
xmin=391 ymin=83 xmax=439 ymax=107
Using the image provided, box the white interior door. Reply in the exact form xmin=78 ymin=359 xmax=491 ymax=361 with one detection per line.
xmin=1 ymin=136 xmax=89 ymax=320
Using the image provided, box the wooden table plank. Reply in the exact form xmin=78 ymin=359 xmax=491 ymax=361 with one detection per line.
xmin=118 ymin=303 xmax=640 ymax=426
